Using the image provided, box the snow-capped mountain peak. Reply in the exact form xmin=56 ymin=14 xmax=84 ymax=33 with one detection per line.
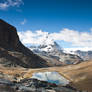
xmin=38 ymin=41 xmax=62 ymax=52
xmin=30 ymin=34 xmax=83 ymax=66
xmin=30 ymin=33 xmax=63 ymax=53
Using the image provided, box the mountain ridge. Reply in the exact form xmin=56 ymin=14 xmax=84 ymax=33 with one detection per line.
xmin=0 ymin=19 xmax=48 ymax=68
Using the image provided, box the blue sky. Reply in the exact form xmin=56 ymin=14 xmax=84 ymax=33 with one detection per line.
xmin=0 ymin=0 xmax=92 ymax=49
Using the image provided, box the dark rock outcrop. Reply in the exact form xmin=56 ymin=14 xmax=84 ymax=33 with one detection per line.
xmin=0 ymin=19 xmax=48 ymax=68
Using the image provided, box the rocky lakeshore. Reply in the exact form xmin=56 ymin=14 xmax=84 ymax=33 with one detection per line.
xmin=0 ymin=78 xmax=81 ymax=92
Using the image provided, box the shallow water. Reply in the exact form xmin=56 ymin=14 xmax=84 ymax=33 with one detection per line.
xmin=32 ymin=71 xmax=69 ymax=85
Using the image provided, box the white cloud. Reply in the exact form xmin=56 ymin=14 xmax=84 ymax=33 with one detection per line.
xmin=0 ymin=0 xmax=23 ymax=10
xmin=18 ymin=30 xmax=49 ymax=45
xmin=20 ymin=19 xmax=27 ymax=25
xmin=18 ymin=28 xmax=92 ymax=48
xmin=50 ymin=28 xmax=92 ymax=47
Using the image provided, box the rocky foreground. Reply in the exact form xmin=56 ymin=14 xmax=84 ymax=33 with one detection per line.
xmin=0 ymin=61 xmax=91 ymax=92
xmin=0 ymin=78 xmax=81 ymax=92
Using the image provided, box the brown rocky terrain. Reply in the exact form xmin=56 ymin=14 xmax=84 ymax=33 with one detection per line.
xmin=0 ymin=60 xmax=91 ymax=92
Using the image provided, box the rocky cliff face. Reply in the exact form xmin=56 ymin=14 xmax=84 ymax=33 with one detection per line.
xmin=0 ymin=19 xmax=19 ymax=49
xmin=0 ymin=19 xmax=48 ymax=68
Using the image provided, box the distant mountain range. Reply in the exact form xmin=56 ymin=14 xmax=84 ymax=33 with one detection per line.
xmin=30 ymin=34 xmax=83 ymax=66
xmin=63 ymin=48 xmax=92 ymax=61
xmin=71 ymin=50 xmax=92 ymax=61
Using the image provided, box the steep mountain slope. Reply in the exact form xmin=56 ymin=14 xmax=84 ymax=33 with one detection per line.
xmin=0 ymin=19 xmax=48 ymax=68
xmin=30 ymin=35 xmax=83 ymax=66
